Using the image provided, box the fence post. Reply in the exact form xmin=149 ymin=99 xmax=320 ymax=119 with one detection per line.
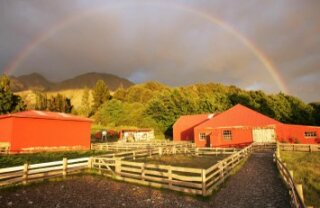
xmin=202 ymin=169 xmax=206 ymax=196
xmin=159 ymin=147 xmax=162 ymax=156
xmin=115 ymin=159 xmax=122 ymax=179
xmin=23 ymin=163 xmax=29 ymax=185
xmin=168 ymin=166 xmax=172 ymax=189
xmin=296 ymin=184 xmax=304 ymax=203
xmin=88 ymin=157 xmax=93 ymax=169
xmin=141 ymin=163 xmax=145 ymax=181
xmin=133 ymin=151 xmax=136 ymax=160
xmin=195 ymin=148 xmax=199 ymax=156
xmin=62 ymin=158 xmax=68 ymax=178
xmin=276 ymin=143 xmax=280 ymax=159
xmin=219 ymin=162 xmax=224 ymax=183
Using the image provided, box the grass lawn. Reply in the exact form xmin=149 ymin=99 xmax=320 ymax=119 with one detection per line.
xmin=280 ymin=151 xmax=320 ymax=207
xmin=0 ymin=150 xmax=111 ymax=168
xmin=133 ymin=154 xmax=228 ymax=169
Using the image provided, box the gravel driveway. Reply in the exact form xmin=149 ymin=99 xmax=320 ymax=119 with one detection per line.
xmin=0 ymin=151 xmax=291 ymax=208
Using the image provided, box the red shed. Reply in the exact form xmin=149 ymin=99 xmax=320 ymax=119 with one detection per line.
xmin=0 ymin=110 xmax=92 ymax=153
xmin=194 ymin=104 xmax=280 ymax=147
xmin=174 ymin=104 xmax=320 ymax=147
xmin=173 ymin=114 xmax=215 ymax=142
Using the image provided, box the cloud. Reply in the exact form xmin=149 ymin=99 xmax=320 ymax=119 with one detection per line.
xmin=0 ymin=0 xmax=319 ymax=102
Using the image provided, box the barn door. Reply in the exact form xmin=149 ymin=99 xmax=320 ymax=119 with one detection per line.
xmin=252 ymin=128 xmax=276 ymax=143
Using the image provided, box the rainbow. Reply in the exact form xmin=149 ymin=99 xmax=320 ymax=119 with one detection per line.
xmin=2 ymin=1 xmax=289 ymax=93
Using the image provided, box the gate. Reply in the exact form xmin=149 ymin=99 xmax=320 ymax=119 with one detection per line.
xmin=252 ymin=128 xmax=276 ymax=143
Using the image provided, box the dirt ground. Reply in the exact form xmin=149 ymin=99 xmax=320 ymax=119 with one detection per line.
xmin=133 ymin=154 xmax=227 ymax=168
xmin=0 ymin=152 xmax=291 ymax=208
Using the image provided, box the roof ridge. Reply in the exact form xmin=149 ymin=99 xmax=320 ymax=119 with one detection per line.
xmin=0 ymin=110 xmax=92 ymax=122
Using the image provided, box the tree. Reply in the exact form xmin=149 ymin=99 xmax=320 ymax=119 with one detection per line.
xmin=310 ymin=102 xmax=320 ymax=125
xmin=35 ymin=91 xmax=48 ymax=110
xmin=0 ymin=75 xmax=25 ymax=114
xmin=48 ymin=93 xmax=73 ymax=113
xmin=92 ymin=80 xmax=110 ymax=111
xmin=78 ymin=88 xmax=91 ymax=117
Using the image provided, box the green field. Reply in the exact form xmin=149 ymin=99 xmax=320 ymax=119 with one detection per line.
xmin=0 ymin=150 xmax=110 ymax=168
xmin=280 ymin=151 xmax=320 ymax=207
xmin=133 ymin=154 xmax=227 ymax=169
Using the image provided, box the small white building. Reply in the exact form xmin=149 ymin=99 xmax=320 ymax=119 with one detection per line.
xmin=119 ymin=129 xmax=155 ymax=142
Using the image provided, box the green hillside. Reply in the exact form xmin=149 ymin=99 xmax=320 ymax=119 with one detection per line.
xmin=11 ymin=78 xmax=320 ymax=139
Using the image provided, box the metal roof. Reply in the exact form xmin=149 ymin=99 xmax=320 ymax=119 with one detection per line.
xmin=195 ymin=104 xmax=281 ymax=129
xmin=0 ymin=110 xmax=93 ymax=122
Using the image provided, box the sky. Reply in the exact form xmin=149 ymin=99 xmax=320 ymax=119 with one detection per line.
xmin=0 ymin=0 xmax=319 ymax=102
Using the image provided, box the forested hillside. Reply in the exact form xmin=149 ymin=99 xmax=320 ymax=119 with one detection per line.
xmin=95 ymin=82 xmax=319 ymax=137
xmin=2 ymin=73 xmax=318 ymax=138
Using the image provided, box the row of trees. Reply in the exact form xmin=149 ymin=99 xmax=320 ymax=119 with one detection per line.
xmin=34 ymin=92 xmax=73 ymax=113
xmin=34 ymin=80 xmax=111 ymax=114
xmin=96 ymin=82 xmax=320 ymax=137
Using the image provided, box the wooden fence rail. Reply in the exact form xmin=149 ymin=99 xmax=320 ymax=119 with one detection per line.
xmin=204 ymin=145 xmax=253 ymax=195
xmin=275 ymin=143 xmax=307 ymax=208
xmin=91 ymin=141 xmax=195 ymax=152
xmin=0 ymin=142 xmax=272 ymax=197
xmin=0 ymin=157 xmax=89 ymax=187
xmin=252 ymin=142 xmax=276 ymax=151
xmin=279 ymin=143 xmax=320 ymax=152
xmin=91 ymin=145 xmax=253 ymax=196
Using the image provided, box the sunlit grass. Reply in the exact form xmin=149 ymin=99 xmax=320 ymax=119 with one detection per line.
xmin=280 ymin=151 xmax=320 ymax=207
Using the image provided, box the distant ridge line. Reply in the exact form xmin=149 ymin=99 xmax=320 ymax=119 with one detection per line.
xmin=8 ymin=72 xmax=134 ymax=92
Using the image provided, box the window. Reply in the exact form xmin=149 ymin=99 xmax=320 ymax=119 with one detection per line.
xmin=199 ymin=133 xmax=207 ymax=141
xmin=304 ymin=131 xmax=317 ymax=138
xmin=223 ymin=130 xmax=232 ymax=140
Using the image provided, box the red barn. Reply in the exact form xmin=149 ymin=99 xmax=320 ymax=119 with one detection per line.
xmin=173 ymin=114 xmax=215 ymax=142
xmin=173 ymin=104 xmax=320 ymax=147
xmin=0 ymin=110 xmax=92 ymax=153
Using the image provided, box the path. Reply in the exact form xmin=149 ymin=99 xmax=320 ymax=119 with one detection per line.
xmin=211 ymin=151 xmax=291 ymax=208
xmin=0 ymin=151 xmax=291 ymax=208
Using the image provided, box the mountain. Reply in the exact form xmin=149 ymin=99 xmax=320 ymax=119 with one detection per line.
xmin=52 ymin=72 xmax=133 ymax=91
xmin=10 ymin=73 xmax=52 ymax=91
xmin=9 ymin=72 xmax=134 ymax=92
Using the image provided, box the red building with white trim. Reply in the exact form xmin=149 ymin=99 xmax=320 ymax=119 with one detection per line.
xmin=173 ymin=114 xmax=215 ymax=142
xmin=173 ymin=104 xmax=320 ymax=147
xmin=0 ymin=110 xmax=92 ymax=153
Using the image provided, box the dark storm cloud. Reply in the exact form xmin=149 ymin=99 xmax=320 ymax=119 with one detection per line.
xmin=0 ymin=0 xmax=319 ymax=102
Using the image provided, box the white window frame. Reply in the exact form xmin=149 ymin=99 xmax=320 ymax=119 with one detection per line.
xmin=304 ymin=131 xmax=317 ymax=138
xmin=223 ymin=130 xmax=232 ymax=140
xmin=199 ymin=133 xmax=207 ymax=141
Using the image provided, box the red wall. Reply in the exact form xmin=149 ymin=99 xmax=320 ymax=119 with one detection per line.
xmin=0 ymin=117 xmax=13 ymax=144
xmin=173 ymin=126 xmax=195 ymax=142
xmin=210 ymin=127 xmax=253 ymax=147
xmin=193 ymin=129 xmax=211 ymax=147
xmin=194 ymin=127 xmax=253 ymax=147
xmin=194 ymin=124 xmax=320 ymax=148
xmin=276 ymin=124 xmax=320 ymax=144
xmin=10 ymin=117 xmax=91 ymax=152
